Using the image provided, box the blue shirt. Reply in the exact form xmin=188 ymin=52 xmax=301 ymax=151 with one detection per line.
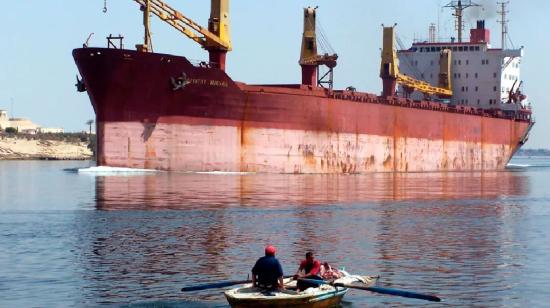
xmin=252 ymin=255 xmax=284 ymax=287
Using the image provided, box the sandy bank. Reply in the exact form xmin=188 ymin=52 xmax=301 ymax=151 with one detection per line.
xmin=0 ymin=136 xmax=93 ymax=160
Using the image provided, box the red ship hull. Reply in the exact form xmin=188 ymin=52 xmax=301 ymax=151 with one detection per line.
xmin=74 ymin=48 xmax=532 ymax=173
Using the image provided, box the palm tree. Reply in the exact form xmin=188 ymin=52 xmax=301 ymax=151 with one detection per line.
xmin=86 ymin=119 xmax=94 ymax=135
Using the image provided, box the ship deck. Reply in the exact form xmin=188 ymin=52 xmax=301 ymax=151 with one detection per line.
xmin=239 ymin=83 xmax=532 ymax=123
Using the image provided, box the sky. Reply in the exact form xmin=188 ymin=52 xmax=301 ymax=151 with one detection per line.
xmin=0 ymin=0 xmax=548 ymax=148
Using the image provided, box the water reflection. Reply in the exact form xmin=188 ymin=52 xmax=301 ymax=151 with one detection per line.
xmin=78 ymin=171 xmax=531 ymax=306
xmin=94 ymin=171 xmax=529 ymax=210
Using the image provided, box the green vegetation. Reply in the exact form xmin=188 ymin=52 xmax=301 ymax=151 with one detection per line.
xmin=4 ymin=127 xmax=17 ymax=134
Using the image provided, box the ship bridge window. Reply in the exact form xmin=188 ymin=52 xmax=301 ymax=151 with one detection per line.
xmin=436 ymin=47 xmax=441 ymax=51
xmin=420 ymin=47 xmax=424 ymax=52
xmin=475 ymin=46 xmax=480 ymax=51
xmin=469 ymin=46 xmax=475 ymax=51
xmin=459 ymin=46 xmax=464 ymax=51
xmin=452 ymin=46 xmax=458 ymax=51
xmin=431 ymin=47 xmax=436 ymax=52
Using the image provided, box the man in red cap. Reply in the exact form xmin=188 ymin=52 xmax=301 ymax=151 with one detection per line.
xmin=251 ymin=245 xmax=284 ymax=290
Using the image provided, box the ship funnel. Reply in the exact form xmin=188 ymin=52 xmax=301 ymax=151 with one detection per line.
xmin=470 ymin=19 xmax=490 ymax=44
xmin=476 ymin=20 xmax=485 ymax=29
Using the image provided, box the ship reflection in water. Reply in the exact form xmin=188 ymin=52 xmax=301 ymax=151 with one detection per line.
xmin=82 ymin=171 xmax=533 ymax=306
xmin=94 ymin=171 xmax=528 ymax=209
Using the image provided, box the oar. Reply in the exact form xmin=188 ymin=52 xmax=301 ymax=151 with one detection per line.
xmin=181 ymin=280 xmax=251 ymax=292
xmin=299 ymin=278 xmax=442 ymax=302
xmin=181 ymin=275 xmax=293 ymax=292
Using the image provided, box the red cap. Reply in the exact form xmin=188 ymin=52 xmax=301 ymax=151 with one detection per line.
xmin=265 ymin=245 xmax=276 ymax=256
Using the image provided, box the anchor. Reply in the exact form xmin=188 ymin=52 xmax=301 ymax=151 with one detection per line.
xmin=171 ymin=72 xmax=190 ymax=91
xmin=75 ymin=75 xmax=86 ymax=92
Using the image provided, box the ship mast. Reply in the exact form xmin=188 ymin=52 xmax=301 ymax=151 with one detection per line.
xmin=299 ymin=7 xmax=338 ymax=89
xmin=444 ymin=0 xmax=480 ymax=43
xmin=140 ymin=0 xmax=151 ymax=52
xmin=497 ymin=1 xmax=509 ymax=49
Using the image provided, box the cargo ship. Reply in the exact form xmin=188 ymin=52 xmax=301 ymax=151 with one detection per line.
xmin=74 ymin=0 xmax=533 ymax=173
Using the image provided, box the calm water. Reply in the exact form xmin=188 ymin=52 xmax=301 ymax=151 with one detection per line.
xmin=1 ymin=158 xmax=549 ymax=307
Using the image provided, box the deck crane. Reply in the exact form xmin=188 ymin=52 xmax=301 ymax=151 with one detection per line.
xmin=299 ymin=7 xmax=338 ymax=89
xmin=133 ymin=0 xmax=232 ymax=70
xmin=380 ymin=26 xmax=453 ymax=98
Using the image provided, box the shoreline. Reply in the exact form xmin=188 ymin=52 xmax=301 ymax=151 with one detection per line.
xmin=0 ymin=134 xmax=94 ymax=161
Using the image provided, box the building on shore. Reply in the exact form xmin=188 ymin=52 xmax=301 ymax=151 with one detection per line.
xmin=38 ymin=127 xmax=64 ymax=134
xmin=0 ymin=109 xmax=64 ymax=134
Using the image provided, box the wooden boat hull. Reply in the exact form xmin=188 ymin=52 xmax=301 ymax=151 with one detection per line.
xmin=224 ymin=286 xmax=348 ymax=308
xmin=224 ymin=276 xmax=377 ymax=307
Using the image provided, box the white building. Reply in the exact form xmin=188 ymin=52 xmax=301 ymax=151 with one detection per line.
xmin=398 ymin=21 xmax=526 ymax=110
xmin=0 ymin=109 xmax=63 ymax=133
xmin=0 ymin=110 xmax=8 ymax=129
xmin=38 ymin=127 xmax=64 ymax=134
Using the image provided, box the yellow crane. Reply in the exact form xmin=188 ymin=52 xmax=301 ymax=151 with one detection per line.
xmin=133 ymin=0 xmax=232 ymax=70
xmin=299 ymin=7 xmax=338 ymax=89
xmin=380 ymin=26 xmax=453 ymax=98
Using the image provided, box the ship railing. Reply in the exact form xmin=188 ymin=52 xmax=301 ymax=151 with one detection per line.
xmin=106 ymin=35 xmax=124 ymax=49
xmin=329 ymin=90 xmax=532 ymax=122
xmin=187 ymin=58 xmax=212 ymax=68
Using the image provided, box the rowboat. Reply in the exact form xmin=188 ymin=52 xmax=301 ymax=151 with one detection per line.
xmin=224 ymin=275 xmax=377 ymax=308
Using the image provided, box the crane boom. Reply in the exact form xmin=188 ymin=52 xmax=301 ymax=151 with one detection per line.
xmin=133 ymin=0 xmax=231 ymax=50
xmin=380 ymin=26 xmax=452 ymax=98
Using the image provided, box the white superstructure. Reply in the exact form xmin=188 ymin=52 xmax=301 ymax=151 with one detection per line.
xmin=398 ymin=20 xmax=526 ymax=110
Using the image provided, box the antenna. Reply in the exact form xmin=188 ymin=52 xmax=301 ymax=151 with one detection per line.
xmin=444 ymin=0 xmax=480 ymax=43
xmin=497 ymin=1 xmax=509 ymax=49
xmin=10 ymin=98 xmax=14 ymax=119
xmin=429 ymin=23 xmax=437 ymax=43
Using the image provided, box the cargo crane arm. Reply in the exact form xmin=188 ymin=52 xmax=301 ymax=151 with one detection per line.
xmin=380 ymin=26 xmax=453 ymax=98
xmin=133 ymin=0 xmax=231 ymax=50
xmin=133 ymin=0 xmax=231 ymax=69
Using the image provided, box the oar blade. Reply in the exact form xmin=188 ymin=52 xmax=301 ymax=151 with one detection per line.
xmin=182 ymin=275 xmax=294 ymax=292
xmin=181 ymin=280 xmax=249 ymax=292
xmin=365 ymin=286 xmax=441 ymax=302
xmin=335 ymin=283 xmax=441 ymax=302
